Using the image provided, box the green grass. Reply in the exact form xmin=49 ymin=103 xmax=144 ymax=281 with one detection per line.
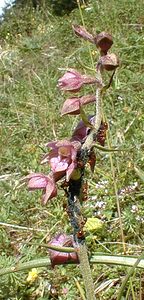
xmin=0 ymin=0 xmax=144 ymax=299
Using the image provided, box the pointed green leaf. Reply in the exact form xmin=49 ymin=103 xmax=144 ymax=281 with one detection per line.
xmin=92 ymin=144 xmax=126 ymax=152
xmin=79 ymin=105 xmax=94 ymax=129
xmin=134 ymin=166 xmax=144 ymax=182
xmin=102 ymin=70 xmax=116 ymax=93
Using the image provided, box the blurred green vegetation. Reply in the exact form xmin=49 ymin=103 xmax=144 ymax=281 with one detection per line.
xmin=0 ymin=0 xmax=144 ymax=299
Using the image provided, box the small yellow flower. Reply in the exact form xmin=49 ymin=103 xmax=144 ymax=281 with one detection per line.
xmin=92 ymin=50 xmax=97 ymax=56
xmin=81 ymin=5 xmax=86 ymax=9
xmin=26 ymin=268 xmax=38 ymax=284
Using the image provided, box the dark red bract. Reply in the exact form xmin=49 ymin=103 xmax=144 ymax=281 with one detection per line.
xmin=48 ymin=234 xmax=79 ymax=267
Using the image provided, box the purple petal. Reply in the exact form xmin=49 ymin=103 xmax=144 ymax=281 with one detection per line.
xmin=61 ymin=97 xmax=81 ymax=116
xmin=26 ymin=173 xmax=48 ymax=190
xmin=56 ymin=140 xmax=72 ymax=147
xmin=42 ymin=177 xmax=57 ymax=204
xmin=54 ymin=161 xmax=68 ymax=173
xmin=50 ymin=156 xmax=61 ymax=171
xmin=80 ymin=94 xmax=96 ymax=106
xmin=45 ymin=141 xmax=57 ymax=148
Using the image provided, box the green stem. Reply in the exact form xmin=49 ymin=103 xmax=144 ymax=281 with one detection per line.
xmin=82 ymin=85 xmax=102 ymax=150
xmin=95 ymin=87 xmax=102 ymax=129
xmin=76 ymin=83 xmax=102 ymax=300
xmin=0 ymin=254 xmax=144 ymax=277
xmin=67 ymin=183 xmax=96 ymax=299
xmin=76 ymin=0 xmax=95 ymax=70
xmin=77 ymin=243 xmax=96 ymax=300
xmin=91 ymin=254 xmax=144 ymax=269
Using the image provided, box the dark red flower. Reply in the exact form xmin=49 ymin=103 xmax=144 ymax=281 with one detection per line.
xmin=96 ymin=122 xmax=108 ymax=146
xmin=94 ymin=32 xmax=113 ymax=55
xmin=98 ymin=53 xmax=119 ymax=71
xmin=41 ymin=140 xmax=79 ymax=181
xmin=58 ymin=69 xmax=97 ymax=92
xmin=61 ymin=94 xmax=96 ymax=116
xmin=48 ymin=233 xmax=79 ymax=267
xmin=88 ymin=150 xmax=96 ymax=172
xmin=71 ymin=116 xmax=95 ymax=143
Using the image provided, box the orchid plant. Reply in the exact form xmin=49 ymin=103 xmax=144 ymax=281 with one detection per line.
xmin=24 ymin=25 xmax=119 ymax=300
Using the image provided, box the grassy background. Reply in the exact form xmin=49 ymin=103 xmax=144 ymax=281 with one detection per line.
xmin=0 ymin=0 xmax=144 ymax=299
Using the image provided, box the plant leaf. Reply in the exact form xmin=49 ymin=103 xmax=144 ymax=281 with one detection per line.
xmin=79 ymin=105 xmax=94 ymax=129
xmin=84 ymin=217 xmax=103 ymax=232
xmin=134 ymin=166 xmax=144 ymax=182
xmin=92 ymin=144 xmax=126 ymax=152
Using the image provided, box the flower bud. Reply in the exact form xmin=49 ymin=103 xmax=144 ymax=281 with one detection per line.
xmin=61 ymin=95 xmax=96 ymax=116
xmin=48 ymin=234 xmax=79 ymax=267
xmin=98 ymin=53 xmax=119 ymax=71
xmin=72 ymin=24 xmax=95 ymax=44
xmin=94 ymin=32 xmax=113 ymax=54
xmin=58 ymin=69 xmax=97 ymax=93
xmin=71 ymin=116 xmax=95 ymax=143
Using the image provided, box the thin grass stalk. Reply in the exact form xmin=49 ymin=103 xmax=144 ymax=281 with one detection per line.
xmin=117 ymin=251 xmax=144 ymax=300
xmin=76 ymin=0 xmax=95 ymax=69
xmin=74 ymin=277 xmax=86 ymax=300
xmin=106 ymin=127 xmax=126 ymax=254
xmin=130 ymin=277 xmax=136 ymax=300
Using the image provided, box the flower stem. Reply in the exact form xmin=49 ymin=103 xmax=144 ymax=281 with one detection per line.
xmin=82 ymin=85 xmax=102 ymax=150
xmin=67 ymin=178 xmax=96 ymax=300
xmin=0 ymin=254 xmax=144 ymax=277
xmin=74 ymin=75 xmax=102 ymax=300
xmin=77 ymin=243 xmax=96 ymax=300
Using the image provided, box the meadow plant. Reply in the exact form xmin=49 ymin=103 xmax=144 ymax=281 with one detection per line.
xmin=24 ymin=25 xmax=119 ymax=300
